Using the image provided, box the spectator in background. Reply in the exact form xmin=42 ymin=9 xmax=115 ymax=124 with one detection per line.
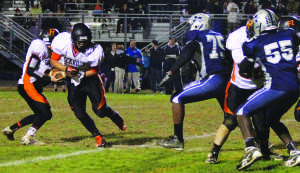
xmin=261 ymin=0 xmax=275 ymax=11
xmin=206 ymin=0 xmax=224 ymax=34
xmin=163 ymin=37 xmax=182 ymax=95
xmin=114 ymin=44 xmax=126 ymax=93
xmin=132 ymin=3 xmax=151 ymax=39
xmin=41 ymin=0 xmax=55 ymax=12
xmin=29 ymin=1 xmax=42 ymax=17
xmin=141 ymin=49 xmax=151 ymax=90
xmin=13 ymin=8 xmax=25 ymax=26
xmin=24 ymin=13 xmax=39 ymax=36
xmin=56 ymin=3 xmax=72 ymax=32
xmin=104 ymin=44 xmax=116 ymax=92
xmin=116 ymin=3 xmax=131 ymax=33
xmin=93 ymin=0 xmax=104 ymax=22
xmin=25 ymin=0 xmax=34 ymax=12
xmin=150 ymin=40 xmax=164 ymax=93
xmin=41 ymin=9 xmax=62 ymax=32
xmin=188 ymin=0 xmax=207 ymax=14
xmin=286 ymin=0 xmax=299 ymax=16
xmin=244 ymin=0 xmax=258 ymax=15
xmin=227 ymin=0 xmax=240 ymax=34
xmin=125 ymin=40 xmax=143 ymax=93
xmin=55 ymin=0 xmax=65 ymax=12
xmin=275 ymin=1 xmax=288 ymax=16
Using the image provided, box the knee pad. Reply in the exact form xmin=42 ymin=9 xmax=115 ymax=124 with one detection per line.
xmin=222 ymin=113 xmax=238 ymax=131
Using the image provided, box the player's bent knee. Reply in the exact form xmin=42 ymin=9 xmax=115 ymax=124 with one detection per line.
xmin=73 ymin=108 xmax=89 ymax=120
xmin=45 ymin=112 xmax=52 ymax=120
xmin=94 ymin=106 xmax=108 ymax=118
xmin=223 ymin=114 xmax=238 ymax=131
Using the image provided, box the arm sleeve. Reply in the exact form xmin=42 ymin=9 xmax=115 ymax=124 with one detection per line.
xmin=170 ymin=40 xmax=200 ymax=73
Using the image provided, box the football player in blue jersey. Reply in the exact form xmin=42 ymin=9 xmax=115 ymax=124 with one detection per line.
xmin=156 ymin=13 xmax=231 ymax=151
xmin=279 ymin=16 xmax=300 ymax=122
xmin=235 ymin=9 xmax=300 ymax=170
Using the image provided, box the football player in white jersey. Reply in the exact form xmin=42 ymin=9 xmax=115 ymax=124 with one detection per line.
xmin=2 ymin=28 xmax=59 ymax=145
xmin=206 ymin=20 xmax=259 ymax=163
xmin=50 ymin=23 xmax=126 ymax=148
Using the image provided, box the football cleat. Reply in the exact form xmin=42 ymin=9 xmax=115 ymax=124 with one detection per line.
xmin=2 ymin=126 xmax=15 ymax=141
xmin=206 ymin=151 xmax=219 ymax=164
xmin=121 ymin=123 xmax=127 ymax=131
xmin=110 ymin=113 xmax=126 ymax=131
xmin=285 ymin=150 xmax=300 ymax=167
xmin=95 ymin=135 xmax=107 ymax=148
xmin=21 ymin=135 xmax=45 ymax=145
xmin=156 ymin=135 xmax=184 ymax=151
xmin=236 ymin=146 xmax=263 ymax=171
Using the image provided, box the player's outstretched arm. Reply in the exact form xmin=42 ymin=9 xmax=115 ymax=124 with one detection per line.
xmin=169 ymin=40 xmax=200 ymax=73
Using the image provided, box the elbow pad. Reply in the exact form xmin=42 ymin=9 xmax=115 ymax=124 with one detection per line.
xmin=238 ymin=58 xmax=254 ymax=79
xmin=27 ymin=54 xmax=41 ymax=76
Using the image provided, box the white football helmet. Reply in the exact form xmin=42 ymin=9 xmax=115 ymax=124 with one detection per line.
xmin=253 ymin=9 xmax=278 ymax=36
xmin=188 ymin=13 xmax=211 ymax=31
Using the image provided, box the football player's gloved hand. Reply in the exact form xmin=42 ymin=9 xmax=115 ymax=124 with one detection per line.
xmin=159 ymin=72 xmax=172 ymax=87
xmin=71 ymin=71 xmax=86 ymax=86
xmin=65 ymin=66 xmax=79 ymax=78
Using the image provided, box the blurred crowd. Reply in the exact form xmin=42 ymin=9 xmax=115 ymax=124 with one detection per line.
xmin=13 ymin=0 xmax=298 ymax=16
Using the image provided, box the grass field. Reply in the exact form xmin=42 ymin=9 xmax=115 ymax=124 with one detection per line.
xmin=0 ymin=88 xmax=300 ymax=173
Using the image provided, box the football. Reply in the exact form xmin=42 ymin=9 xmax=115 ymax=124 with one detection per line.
xmin=49 ymin=68 xmax=66 ymax=82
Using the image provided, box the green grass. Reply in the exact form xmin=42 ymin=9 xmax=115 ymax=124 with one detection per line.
xmin=0 ymin=89 xmax=300 ymax=173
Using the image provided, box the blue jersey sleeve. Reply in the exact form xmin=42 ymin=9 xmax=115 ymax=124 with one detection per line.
xmin=242 ymin=39 xmax=256 ymax=59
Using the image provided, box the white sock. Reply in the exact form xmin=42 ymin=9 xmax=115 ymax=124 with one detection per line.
xmin=25 ymin=127 xmax=37 ymax=136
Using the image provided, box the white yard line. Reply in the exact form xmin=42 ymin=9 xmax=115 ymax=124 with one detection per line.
xmin=0 ymin=133 xmax=218 ymax=168
xmin=0 ymin=116 xmax=296 ymax=168
xmin=0 ymin=149 xmax=100 ymax=167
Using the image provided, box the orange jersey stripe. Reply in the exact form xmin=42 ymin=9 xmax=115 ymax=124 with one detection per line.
xmin=23 ymin=73 xmax=49 ymax=104
xmin=17 ymin=121 xmax=22 ymax=127
xmin=97 ymin=75 xmax=106 ymax=110
xmin=231 ymin=63 xmax=236 ymax=82
xmin=51 ymin=52 xmax=63 ymax=61
xmin=223 ymin=81 xmax=234 ymax=115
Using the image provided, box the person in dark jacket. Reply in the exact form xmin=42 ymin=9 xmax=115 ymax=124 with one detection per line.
xmin=149 ymin=40 xmax=164 ymax=93
xmin=163 ymin=37 xmax=182 ymax=95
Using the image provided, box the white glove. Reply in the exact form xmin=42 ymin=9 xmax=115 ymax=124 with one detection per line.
xmin=71 ymin=71 xmax=85 ymax=86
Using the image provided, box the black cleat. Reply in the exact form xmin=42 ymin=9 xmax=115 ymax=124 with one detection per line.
xmin=206 ymin=151 xmax=219 ymax=164
xmin=2 ymin=126 xmax=15 ymax=141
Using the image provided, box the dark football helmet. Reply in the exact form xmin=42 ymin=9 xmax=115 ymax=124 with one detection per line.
xmin=71 ymin=23 xmax=92 ymax=52
xmin=40 ymin=28 xmax=60 ymax=45
xmin=279 ymin=16 xmax=300 ymax=33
